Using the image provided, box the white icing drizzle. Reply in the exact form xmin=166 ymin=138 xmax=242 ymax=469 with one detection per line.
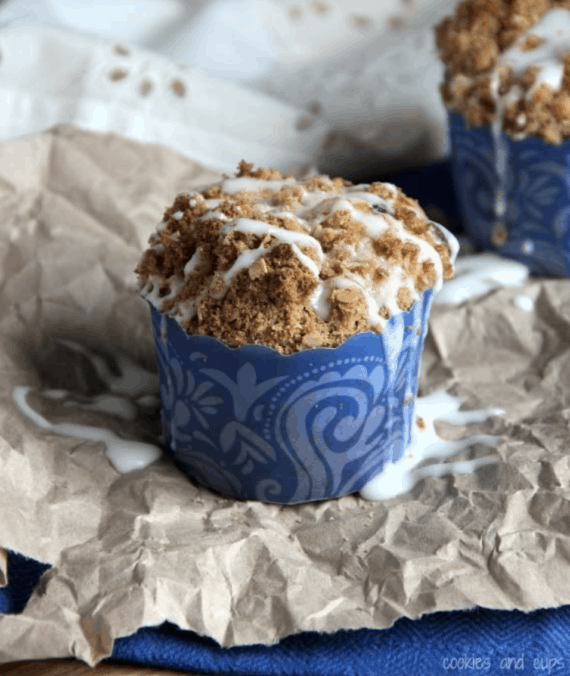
xmin=184 ymin=249 xmax=201 ymax=276
xmin=141 ymin=276 xmax=184 ymax=312
xmin=332 ymin=198 xmax=389 ymax=238
xmin=221 ymin=177 xmax=297 ymax=193
xmin=12 ymin=386 xmax=161 ymax=474
xmin=44 ymin=390 xmax=139 ymax=421
xmin=502 ymin=9 xmax=570 ymax=95
xmin=310 ymin=283 xmax=331 ymax=319
xmin=290 ymin=243 xmax=320 ymax=278
xmin=75 ymin=394 xmax=138 ymax=421
xmin=434 ymin=254 xmax=530 ymax=305
xmin=222 ymin=246 xmax=268 ymax=285
xmin=271 ymin=211 xmax=309 ymax=227
xmin=226 ymin=218 xmax=324 ymax=256
xmin=360 ymin=390 xmax=504 ymax=501
xmin=198 ymin=210 xmax=228 ymax=222
xmin=380 ymin=304 xmax=406 ymax=381
xmin=431 ymin=220 xmax=461 ymax=263
xmin=341 ymin=190 xmax=394 ymax=215
xmin=489 ymin=70 xmax=514 ymax=229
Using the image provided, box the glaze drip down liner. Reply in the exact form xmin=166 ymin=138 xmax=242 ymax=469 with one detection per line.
xmin=449 ymin=112 xmax=570 ymax=276
xmin=149 ymin=290 xmax=433 ymax=504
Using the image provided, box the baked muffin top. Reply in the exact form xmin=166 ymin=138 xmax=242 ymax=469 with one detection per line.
xmin=136 ymin=162 xmax=455 ymax=354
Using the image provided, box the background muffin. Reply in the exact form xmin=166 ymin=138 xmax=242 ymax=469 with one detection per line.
xmin=437 ymin=0 xmax=570 ymax=275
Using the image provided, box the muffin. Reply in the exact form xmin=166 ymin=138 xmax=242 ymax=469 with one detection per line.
xmin=436 ymin=0 xmax=570 ymax=275
xmin=136 ymin=161 xmax=458 ymax=503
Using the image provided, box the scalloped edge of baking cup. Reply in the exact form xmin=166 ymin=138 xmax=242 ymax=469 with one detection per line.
xmin=148 ymin=288 xmax=434 ymax=504
xmin=449 ymin=111 xmax=570 ymax=276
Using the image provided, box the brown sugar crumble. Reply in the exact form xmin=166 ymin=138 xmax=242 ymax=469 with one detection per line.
xmin=435 ymin=0 xmax=570 ymax=144
xmin=520 ymin=34 xmax=546 ymax=51
xmin=136 ymin=163 xmax=455 ymax=354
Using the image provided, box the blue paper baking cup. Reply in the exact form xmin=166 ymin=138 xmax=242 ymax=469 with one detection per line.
xmin=148 ymin=290 xmax=433 ymax=504
xmin=448 ymin=111 xmax=570 ymax=276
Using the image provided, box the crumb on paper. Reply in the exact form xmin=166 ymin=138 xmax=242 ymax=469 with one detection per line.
xmin=416 ymin=416 xmax=426 ymax=430
xmin=113 ymin=45 xmax=129 ymax=56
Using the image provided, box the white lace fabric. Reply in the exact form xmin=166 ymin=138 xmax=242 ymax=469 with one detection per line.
xmin=0 ymin=0 xmax=458 ymax=174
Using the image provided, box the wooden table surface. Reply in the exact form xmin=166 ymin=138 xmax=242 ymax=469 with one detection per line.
xmin=3 ymin=661 xmax=213 ymax=675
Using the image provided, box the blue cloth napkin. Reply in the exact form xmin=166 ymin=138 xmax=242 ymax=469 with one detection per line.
xmin=2 ymin=161 xmax=568 ymax=676
xmin=2 ymin=551 xmax=570 ymax=676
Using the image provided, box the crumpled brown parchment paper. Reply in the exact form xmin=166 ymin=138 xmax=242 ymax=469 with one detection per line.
xmin=1 ymin=127 xmax=570 ymax=666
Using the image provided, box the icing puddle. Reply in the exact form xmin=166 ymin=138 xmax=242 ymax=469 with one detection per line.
xmin=12 ymin=340 xmax=162 ymax=475
xmin=433 ymin=253 xmax=529 ymax=305
xmin=13 ymin=385 xmax=162 ymax=474
xmin=360 ymin=390 xmax=504 ymax=501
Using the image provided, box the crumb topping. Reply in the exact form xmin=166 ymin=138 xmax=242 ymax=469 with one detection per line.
xmin=136 ymin=164 xmax=455 ymax=354
xmin=436 ymin=2 xmax=570 ymax=143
